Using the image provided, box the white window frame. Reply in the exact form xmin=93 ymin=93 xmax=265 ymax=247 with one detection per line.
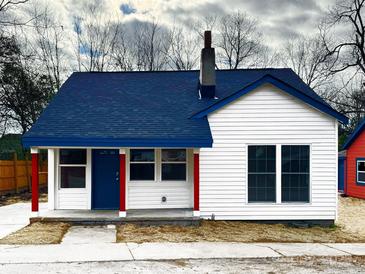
xmin=58 ymin=149 xmax=87 ymax=190
xmin=245 ymin=144 xmax=312 ymax=205
xmin=129 ymin=148 xmax=156 ymax=182
xmin=161 ymin=149 xmax=187 ymax=182
xmin=357 ymin=159 xmax=365 ymax=184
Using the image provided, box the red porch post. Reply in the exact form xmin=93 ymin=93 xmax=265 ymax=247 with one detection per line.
xmin=31 ymin=148 xmax=39 ymax=217
xmin=119 ymin=148 xmax=126 ymax=217
xmin=193 ymin=149 xmax=200 ymax=217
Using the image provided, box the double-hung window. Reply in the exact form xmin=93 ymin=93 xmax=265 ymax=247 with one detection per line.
xmin=59 ymin=149 xmax=86 ymax=188
xmin=357 ymin=159 xmax=365 ymax=184
xmin=161 ymin=149 xmax=187 ymax=181
xmin=281 ymin=145 xmax=310 ymax=202
xmin=130 ymin=149 xmax=155 ymax=181
xmin=248 ymin=145 xmax=276 ymax=202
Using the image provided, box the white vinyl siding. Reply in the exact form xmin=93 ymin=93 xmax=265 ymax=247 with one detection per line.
xmin=127 ymin=149 xmax=193 ymax=209
xmin=200 ymin=84 xmax=337 ymax=220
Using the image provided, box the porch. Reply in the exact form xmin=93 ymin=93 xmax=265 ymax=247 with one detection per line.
xmin=30 ymin=208 xmax=200 ymax=226
xmin=29 ymin=147 xmax=201 ymax=222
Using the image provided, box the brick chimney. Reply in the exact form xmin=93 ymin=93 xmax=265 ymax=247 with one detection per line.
xmin=199 ymin=30 xmax=216 ymax=99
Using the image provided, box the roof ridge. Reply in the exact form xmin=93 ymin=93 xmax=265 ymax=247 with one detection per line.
xmin=72 ymin=67 xmax=291 ymax=74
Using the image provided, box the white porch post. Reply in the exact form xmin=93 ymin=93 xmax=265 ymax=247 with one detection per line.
xmin=47 ymin=149 xmax=55 ymax=210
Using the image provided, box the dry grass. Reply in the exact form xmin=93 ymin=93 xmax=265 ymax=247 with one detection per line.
xmin=0 ymin=222 xmax=70 ymax=245
xmin=0 ymin=191 xmax=47 ymax=206
xmin=117 ymin=220 xmax=364 ymax=243
xmin=117 ymin=196 xmax=365 ymax=244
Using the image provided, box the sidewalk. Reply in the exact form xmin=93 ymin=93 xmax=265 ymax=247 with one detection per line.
xmin=0 ymin=203 xmax=47 ymax=239
xmin=0 ymin=242 xmax=365 ymax=264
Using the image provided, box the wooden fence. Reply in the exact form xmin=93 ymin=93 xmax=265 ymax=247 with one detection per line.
xmin=0 ymin=153 xmax=47 ymax=194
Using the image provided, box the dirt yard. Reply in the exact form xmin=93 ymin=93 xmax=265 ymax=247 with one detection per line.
xmin=0 ymin=222 xmax=70 ymax=244
xmin=0 ymin=190 xmax=47 ymax=206
xmin=337 ymin=195 xmax=365 ymax=238
xmin=117 ymin=196 xmax=365 ymax=243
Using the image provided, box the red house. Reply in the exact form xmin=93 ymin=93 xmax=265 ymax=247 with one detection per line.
xmin=342 ymin=119 xmax=365 ymax=199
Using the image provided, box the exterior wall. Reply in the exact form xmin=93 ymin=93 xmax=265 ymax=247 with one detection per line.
xmin=55 ymin=148 xmax=92 ymax=209
xmin=52 ymin=148 xmax=192 ymax=210
xmin=200 ymin=84 xmax=338 ymax=220
xmin=345 ymin=131 xmax=365 ymax=199
xmin=127 ymin=149 xmax=193 ymax=209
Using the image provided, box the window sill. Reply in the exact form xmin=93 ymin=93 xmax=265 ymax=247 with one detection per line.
xmin=245 ymin=202 xmax=312 ymax=206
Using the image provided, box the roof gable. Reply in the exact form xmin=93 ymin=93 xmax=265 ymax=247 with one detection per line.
xmin=191 ymin=74 xmax=348 ymax=124
xmin=343 ymin=119 xmax=365 ymax=149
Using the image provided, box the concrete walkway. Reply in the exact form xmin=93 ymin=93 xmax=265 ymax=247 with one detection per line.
xmin=0 ymin=202 xmax=47 ymax=239
xmin=0 ymin=242 xmax=365 ymax=264
xmin=62 ymin=226 xmax=116 ymax=244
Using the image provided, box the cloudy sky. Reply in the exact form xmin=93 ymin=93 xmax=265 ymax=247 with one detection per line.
xmin=118 ymin=0 xmax=335 ymax=47
xmin=30 ymin=0 xmax=336 ymax=50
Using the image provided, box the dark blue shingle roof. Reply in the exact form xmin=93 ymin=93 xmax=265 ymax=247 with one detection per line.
xmin=22 ymin=68 xmax=346 ymax=148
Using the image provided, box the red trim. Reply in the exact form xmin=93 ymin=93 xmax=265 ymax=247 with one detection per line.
xmin=194 ymin=153 xmax=199 ymax=211
xmin=119 ymin=154 xmax=126 ymax=212
xmin=344 ymin=158 xmax=347 ymax=195
xmin=31 ymin=153 xmax=39 ymax=212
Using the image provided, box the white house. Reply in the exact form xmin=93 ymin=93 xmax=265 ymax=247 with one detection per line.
xmin=22 ymin=31 xmax=348 ymax=224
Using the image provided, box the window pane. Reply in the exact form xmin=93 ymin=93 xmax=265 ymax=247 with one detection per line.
xmin=60 ymin=149 xmax=86 ymax=165
xmin=281 ymin=145 xmax=310 ymax=202
xmin=248 ymin=174 xmax=276 ymax=202
xmin=162 ymin=163 xmax=186 ymax=180
xmin=248 ymin=145 xmax=276 ymax=203
xmin=130 ymin=149 xmax=154 ymax=162
xmin=358 ymin=172 xmax=365 ymax=182
xmin=61 ymin=167 xmax=85 ymax=188
xmin=162 ymin=149 xmax=186 ymax=162
xmin=130 ymin=163 xmax=154 ymax=180
xmin=358 ymin=161 xmax=365 ymax=172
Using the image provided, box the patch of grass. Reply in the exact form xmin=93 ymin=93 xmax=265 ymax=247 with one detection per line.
xmin=0 ymin=222 xmax=70 ymax=245
xmin=116 ymin=220 xmax=365 ymax=244
xmin=0 ymin=190 xmax=47 ymax=207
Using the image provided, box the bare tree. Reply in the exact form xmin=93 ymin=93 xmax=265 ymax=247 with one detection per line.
xmin=73 ymin=1 xmax=120 ymax=72
xmin=30 ymin=4 xmax=65 ymax=91
xmin=326 ymin=74 xmax=365 ymax=132
xmin=319 ymin=0 xmax=365 ymax=127
xmin=0 ymin=0 xmax=29 ymax=26
xmin=191 ymin=14 xmax=218 ymax=39
xmin=281 ymin=35 xmax=335 ymax=92
xmin=133 ymin=20 xmax=170 ymax=71
xmin=321 ymin=0 xmax=365 ymax=76
xmin=111 ymin=27 xmax=134 ymax=71
xmin=216 ymin=12 xmax=264 ymax=69
xmin=164 ymin=27 xmax=199 ymax=70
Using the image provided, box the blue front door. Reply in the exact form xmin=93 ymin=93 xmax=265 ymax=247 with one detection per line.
xmin=338 ymin=157 xmax=345 ymax=192
xmin=92 ymin=149 xmax=120 ymax=209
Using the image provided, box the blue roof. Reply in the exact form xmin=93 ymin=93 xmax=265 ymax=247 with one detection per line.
xmin=343 ymin=118 xmax=365 ymax=149
xmin=22 ymin=68 xmax=347 ymax=148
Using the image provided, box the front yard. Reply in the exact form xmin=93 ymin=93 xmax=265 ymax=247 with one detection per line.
xmin=0 ymin=222 xmax=70 ymax=244
xmin=1 ymin=195 xmax=365 ymax=244
xmin=0 ymin=190 xmax=47 ymax=207
xmin=116 ymin=196 xmax=365 ymax=243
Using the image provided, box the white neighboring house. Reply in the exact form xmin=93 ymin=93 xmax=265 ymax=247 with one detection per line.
xmin=22 ymin=31 xmax=347 ymax=224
